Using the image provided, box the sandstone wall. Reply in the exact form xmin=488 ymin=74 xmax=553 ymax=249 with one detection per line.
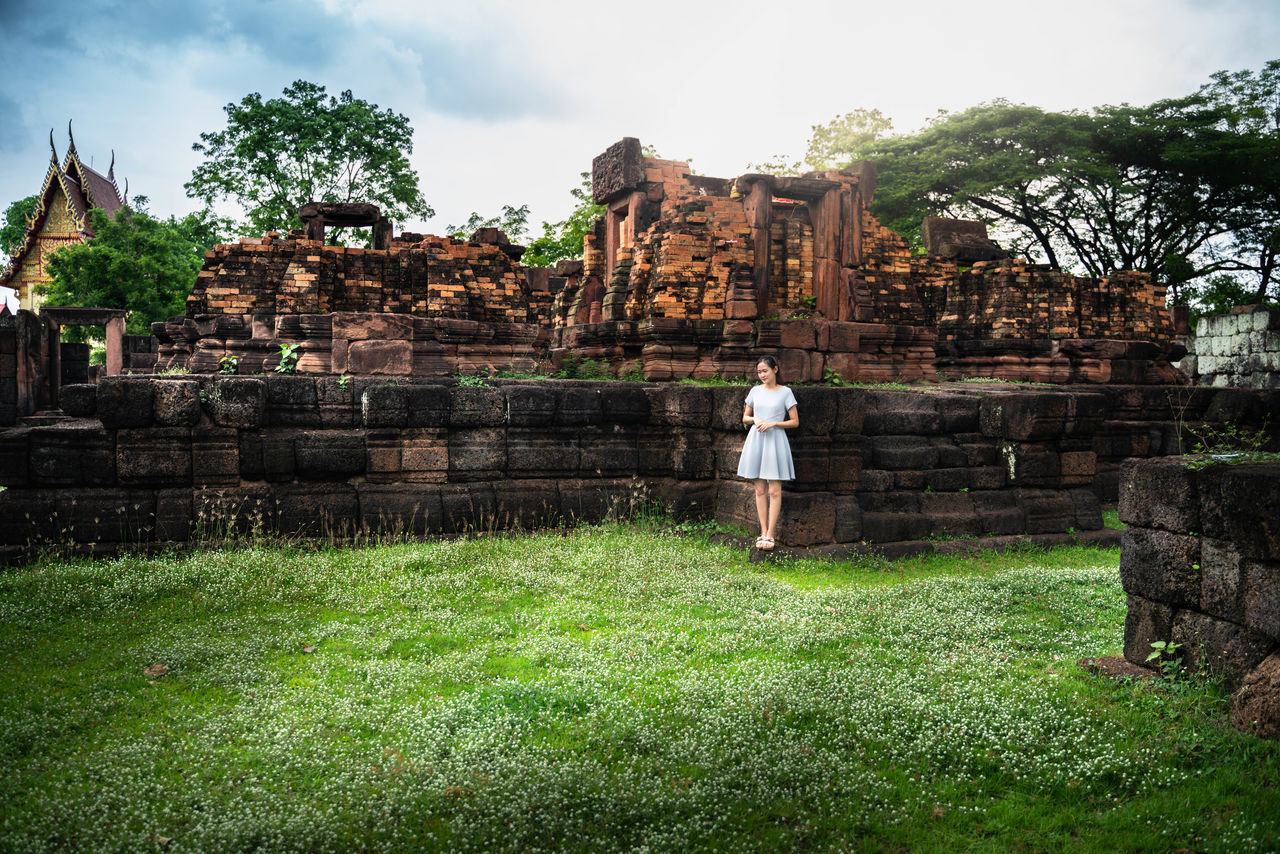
xmin=1179 ymin=305 xmax=1280 ymax=389
xmin=1 ymin=379 xmax=1275 ymax=558
xmin=1120 ymin=458 xmax=1280 ymax=700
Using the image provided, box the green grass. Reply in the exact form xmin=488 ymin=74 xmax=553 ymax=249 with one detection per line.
xmin=1 ymin=529 xmax=1276 ymax=852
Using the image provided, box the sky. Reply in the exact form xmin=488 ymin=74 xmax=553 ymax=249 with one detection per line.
xmin=2 ymin=0 xmax=1278 ymax=239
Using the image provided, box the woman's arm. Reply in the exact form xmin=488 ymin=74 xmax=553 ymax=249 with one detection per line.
xmin=742 ymin=404 xmax=756 ymax=427
xmin=756 ymin=405 xmax=799 ymax=432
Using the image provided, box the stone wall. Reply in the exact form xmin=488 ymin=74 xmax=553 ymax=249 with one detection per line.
xmin=1 ymin=378 xmax=1275 ymax=558
xmin=1178 ymin=305 xmax=1280 ymax=389
xmin=1119 ymin=457 xmax=1280 ymax=735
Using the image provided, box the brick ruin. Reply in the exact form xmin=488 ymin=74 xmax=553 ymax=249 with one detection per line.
xmin=154 ymin=137 xmax=1184 ymax=385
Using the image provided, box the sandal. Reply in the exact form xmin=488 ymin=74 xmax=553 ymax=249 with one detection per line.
xmin=758 ymin=536 xmax=775 ymax=551
xmin=754 ymin=536 xmax=768 ymax=549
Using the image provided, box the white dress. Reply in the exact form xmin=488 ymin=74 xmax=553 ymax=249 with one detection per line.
xmin=737 ymin=384 xmax=797 ymax=481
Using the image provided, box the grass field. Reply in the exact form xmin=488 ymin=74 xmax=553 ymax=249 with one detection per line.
xmin=1 ymin=527 xmax=1276 ymax=852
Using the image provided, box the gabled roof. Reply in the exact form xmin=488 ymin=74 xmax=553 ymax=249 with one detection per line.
xmin=0 ymin=123 xmax=126 ymax=288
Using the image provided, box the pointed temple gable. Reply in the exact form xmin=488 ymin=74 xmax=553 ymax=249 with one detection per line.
xmin=0 ymin=124 xmax=125 ymax=311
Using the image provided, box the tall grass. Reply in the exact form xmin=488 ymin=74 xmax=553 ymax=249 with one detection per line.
xmin=0 ymin=529 xmax=1275 ymax=852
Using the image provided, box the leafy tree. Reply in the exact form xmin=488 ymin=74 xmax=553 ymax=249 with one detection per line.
xmin=819 ymin=64 xmax=1280 ymax=305
xmin=39 ymin=205 xmax=229 ymax=340
xmin=1 ymin=195 xmax=39 ymax=264
xmin=523 ymin=173 xmax=605 ymax=268
xmin=185 ymin=80 xmax=434 ymax=238
xmin=447 ymin=204 xmax=531 ymax=242
xmin=802 ymin=108 xmax=894 ymax=171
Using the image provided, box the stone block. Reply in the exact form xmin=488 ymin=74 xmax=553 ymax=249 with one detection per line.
xmin=1244 ymin=561 xmax=1280 ymax=641
xmin=600 ymin=385 xmax=651 ymax=424
xmin=671 ymin=429 xmax=714 ymax=480
xmin=358 ymin=484 xmax=444 ymax=536
xmin=507 ymin=428 xmax=579 ymax=477
xmin=861 ymin=510 xmax=931 ymax=543
xmin=155 ymin=487 xmax=193 ymax=542
xmin=294 ymin=431 xmax=366 ymax=480
xmin=450 ymin=387 xmax=506 ymax=427
xmin=362 ymin=385 xmax=409 ymax=428
xmin=1000 ymin=441 xmax=1061 ymax=486
xmin=1016 ymin=488 xmax=1076 ymax=534
xmin=332 ymin=312 xmax=415 ymax=341
xmin=449 ymin=428 xmax=506 ymax=480
xmin=275 ymin=483 xmax=360 ymax=538
xmin=580 ymin=426 xmax=638 ymax=476
xmin=238 ymin=433 xmax=296 ymax=482
xmin=923 ymin=467 xmax=971 ymax=492
xmin=117 ymin=428 xmax=191 ymax=486
xmin=970 ymin=466 xmax=1007 ymax=490
xmin=1060 ymin=451 xmax=1096 ymax=485
xmin=153 ymin=380 xmax=201 ymax=427
xmin=407 ymin=384 xmax=451 ymax=428
xmin=192 ymin=486 xmax=276 ymax=538
xmin=556 ymin=386 xmax=603 ymax=426
xmin=494 ymin=479 xmax=561 ymax=528
xmin=1172 ymin=609 xmax=1275 ymax=690
xmin=1231 ymin=651 xmax=1280 ymax=739
xmin=1068 ymin=488 xmax=1103 ymax=530
xmin=936 ymin=395 xmax=980 ymax=433
xmin=776 ymin=490 xmax=835 ymax=546
xmin=1123 ymin=594 xmax=1175 ymax=666
xmin=59 ymin=384 xmax=96 ymax=418
xmin=1196 ymin=462 xmax=1280 ymax=558
xmin=778 ymin=320 xmax=816 ymax=350
xmin=445 ymin=483 xmax=499 ymax=533
xmin=1120 ymin=527 xmax=1202 ymax=608
xmin=863 ymin=392 xmax=940 ymax=435
xmin=637 ymin=427 xmax=674 ymax=475
xmin=828 ymin=441 xmax=862 ymax=492
xmin=714 ymin=479 xmax=757 ymax=532
xmin=1118 ymin=458 xmax=1197 ymax=531
xmin=57 ymin=488 xmax=155 ymax=544
xmin=868 ymin=435 xmax=938 ymax=470
xmin=559 ymin=478 xmax=625 ymax=525
xmin=792 ymin=387 xmax=836 ymax=435
xmin=648 ymin=385 xmax=712 ymax=428
xmin=29 ymin=424 xmax=115 ymax=487
xmin=97 ymin=377 xmax=154 ymax=428
xmin=834 ymin=494 xmax=862 ymax=542
xmin=592 ymin=137 xmax=644 ymax=204
xmin=834 ymin=390 xmax=867 ymax=435
xmin=207 ymin=378 xmax=267 ymax=429
xmin=265 ymin=375 xmax=320 ymax=427
xmin=192 ymin=427 xmax=239 ymax=487
xmin=400 ymin=428 xmax=449 ymax=483
xmin=347 ymin=340 xmax=412 ymax=375
xmin=316 ymin=377 xmax=357 ymax=428
xmin=505 ymin=385 xmax=557 ymax=427
xmin=1200 ymin=538 xmax=1245 ymax=625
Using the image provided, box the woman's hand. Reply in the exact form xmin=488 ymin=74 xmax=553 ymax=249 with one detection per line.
xmin=756 ymin=421 xmax=772 ymax=432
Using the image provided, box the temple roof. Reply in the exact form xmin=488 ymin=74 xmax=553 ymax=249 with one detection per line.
xmin=1 ymin=123 xmax=125 ymax=288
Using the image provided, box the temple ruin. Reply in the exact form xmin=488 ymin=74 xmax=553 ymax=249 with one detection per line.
xmin=148 ymin=137 xmax=1184 ymax=386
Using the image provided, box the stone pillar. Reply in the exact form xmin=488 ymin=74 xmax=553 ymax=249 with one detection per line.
xmin=105 ymin=315 xmax=126 ymax=376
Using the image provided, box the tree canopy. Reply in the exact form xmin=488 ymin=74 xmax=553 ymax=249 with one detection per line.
xmin=1 ymin=195 xmax=39 ymax=265
xmin=185 ymin=80 xmax=433 ymax=238
xmin=39 ymin=203 xmax=230 ymax=339
xmin=802 ymin=61 xmax=1280 ymax=308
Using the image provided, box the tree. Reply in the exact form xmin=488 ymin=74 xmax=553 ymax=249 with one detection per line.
xmin=1 ymin=195 xmax=38 ymax=265
xmin=447 ymin=204 xmax=531 ymax=242
xmin=523 ymin=172 xmax=605 ymax=268
xmin=818 ymin=65 xmax=1280 ymax=306
xmin=802 ymin=108 xmax=894 ymax=171
xmin=39 ymin=205 xmax=229 ymax=340
xmin=185 ymin=80 xmax=434 ymax=238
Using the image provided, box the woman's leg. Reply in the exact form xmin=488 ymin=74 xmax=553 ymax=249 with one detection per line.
xmin=753 ymin=479 xmax=769 ymax=538
xmin=766 ymin=480 xmax=783 ymax=541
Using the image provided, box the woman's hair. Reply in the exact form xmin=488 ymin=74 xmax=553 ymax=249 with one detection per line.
xmin=756 ymin=355 xmax=781 ymax=384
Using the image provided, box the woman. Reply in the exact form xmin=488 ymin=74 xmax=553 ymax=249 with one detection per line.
xmin=737 ymin=355 xmax=799 ymax=550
